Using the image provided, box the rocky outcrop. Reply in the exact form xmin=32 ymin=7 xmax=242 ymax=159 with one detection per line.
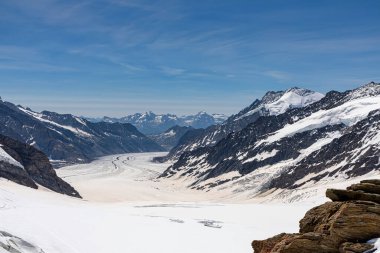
xmin=252 ymin=180 xmax=380 ymax=253
xmin=0 ymin=134 xmax=81 ymax=198
xmin=0 ymin=231 xmax=46 ymax=253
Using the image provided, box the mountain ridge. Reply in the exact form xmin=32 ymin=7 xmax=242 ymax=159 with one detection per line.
xmin=86 ymin=111 xmax=228 ymax=135
xmin=159 ymin=87 xmax=324 ymax=162
xmin=0 ymin=100 xmax=164 ymax=167
xmin=159 ymin=82 xmax=380 ymax=197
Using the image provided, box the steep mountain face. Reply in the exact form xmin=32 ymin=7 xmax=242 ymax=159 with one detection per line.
xmin=0 ymin=134 xmax=80 ymax=197
xmin=160 ymin=83 xmax=380 ymax=195
xmin=88 ymin=111 xmax=228 ymax=135
xmin=0 ymin=100 xmax=163 ymax=166
xmin=148 ymin=125 xmax=193 ymax=151
xmin=161 ymin=87 xmax=324 ymax=161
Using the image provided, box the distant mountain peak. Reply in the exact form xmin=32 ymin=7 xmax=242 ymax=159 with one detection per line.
xmin=87 ymin=112 xmax=228 ymax=135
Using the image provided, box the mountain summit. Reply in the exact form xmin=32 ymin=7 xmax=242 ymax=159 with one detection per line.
xmin=160 ymin=86 xmax=324 ymax=162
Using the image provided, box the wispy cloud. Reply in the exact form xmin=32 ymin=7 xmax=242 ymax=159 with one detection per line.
xmin=263 ymin=70 xmax=292 ymax=82
xmin=160 ymin=66 xmax=186 ymax=76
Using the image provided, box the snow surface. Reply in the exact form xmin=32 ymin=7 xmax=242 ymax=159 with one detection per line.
xmin=265 ymin=89 xmax=324 ymax=116
xmin=368 ymin=238 xmax=380 ymax=253
xmin=0 ymin=145 xmax=23 ymax=168
xmin=0 ymin=153 xmax=315 ymax=253
xmin=238 ymin=88 xmax=324 ymax=119
xmin=260 ymin=95 xmax=380 ymax=144
xmin=1 ymin=152 xmax=379 ymax=252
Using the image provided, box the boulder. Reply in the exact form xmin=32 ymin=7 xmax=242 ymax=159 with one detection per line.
xmin=348 ymin=183 xmax=380 ymax=195
xmin=326 ymin=189 xmax=380 ymax=204
xmin=361 ymin=179 xmax=380 ymax=186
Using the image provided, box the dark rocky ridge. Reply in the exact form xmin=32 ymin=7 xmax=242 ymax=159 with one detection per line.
xmin=149 ymin=125 xmax=193 ymax=151
xmin=252 ymin=180 xmax=380 ymax=253
xmin=0 ymin=134 xmax=80 ymax=197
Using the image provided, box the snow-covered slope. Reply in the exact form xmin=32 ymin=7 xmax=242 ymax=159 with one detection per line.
xmin=161 ymin=82 xmax=380 ymax=196
xmin=88 ymin=111 xmax=228 ymax=135
xmin=161 ymin=87 xmax=324 ymax=162
xmin=0 ymin=100 xmax=163 ymax=166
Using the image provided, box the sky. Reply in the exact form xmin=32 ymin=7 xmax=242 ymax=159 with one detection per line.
xmin=0 ymin=0 xmax=379 ymax=117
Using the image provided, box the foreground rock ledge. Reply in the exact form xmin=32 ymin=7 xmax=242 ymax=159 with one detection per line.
xmin=252 ymin=180 xmax=380 ymax=253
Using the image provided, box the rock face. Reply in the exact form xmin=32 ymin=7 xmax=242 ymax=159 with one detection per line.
xmin=148 ymin=125 xmax=194 ymax=151
xmin=0 ymin=134 xmax=80 ymax=197
xmin=252 ymin=180 xmax=380 ymax=253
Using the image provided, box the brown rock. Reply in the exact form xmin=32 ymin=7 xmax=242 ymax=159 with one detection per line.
xmin=270 ymin=232 xmax=338 ymax=253
xmin=361 ymin=179 xmax=380 ymax=186
xmin=348 ymin=183 xmax=380 ymax=195
xmin=339 ymin=242 xmax=374 ymax=253
xmin=252 ymin=182 xmax=380 ymax=253
xmin=326 ymin=189 xmax=380 ymax=204
xmin=252 ymin=233 xmax=291 ymax=253
xmin=301 ymin=201 xmax=380 ymax=243
xmin=299 ymin=201 xmax=343 ymax=233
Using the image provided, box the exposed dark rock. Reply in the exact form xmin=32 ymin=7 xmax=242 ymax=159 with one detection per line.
xmin=0 ymin=134 xmax=81 ymax=197
xmin=149 ymin=125 xmax=193 ymax=151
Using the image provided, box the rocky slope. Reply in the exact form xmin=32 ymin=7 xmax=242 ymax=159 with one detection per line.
xmin=0 ymin=100 xmax=163 ymax=166
xmin=0 ymin=134 xmax=80 ymax=197
xmin=160 ymin=87 xmax=324 ymax=162
xmin=160 ymin=83 xmax=380 ymax=195
xmin=88 ymin=111 xmax=228 ymax=135
xmin=148 ymin=125 xmax=193 ymax=151
xmin=252 ymin=180 xmax=380 ymax=253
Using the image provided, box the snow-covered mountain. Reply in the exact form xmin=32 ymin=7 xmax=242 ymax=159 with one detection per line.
xmin=160 ymin=82 xmax=380 ymax=196
xmin=87 ymin=111 xmax=228 ymax=135
xmin=148 ymin=125 xmax=194 ymax=151
xmin=160 ymin=87 xmax=324 ymax=161
xmin=0 ymin=100 xmax=163 ymax=166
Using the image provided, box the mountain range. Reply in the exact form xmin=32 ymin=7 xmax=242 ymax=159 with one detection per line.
xmin=0 ymin=100 xmax=163 ymax=166
xmin=159 ymin=82 xmax=380 ymax=196
xmin=87 ymin=111 xmax=228 ymax=135
xmin=157 ymin=87 xmax=324 ymax=162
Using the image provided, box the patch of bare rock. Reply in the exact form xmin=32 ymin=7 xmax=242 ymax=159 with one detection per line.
xmin=252 ymin=179 xmax=380 ymax=253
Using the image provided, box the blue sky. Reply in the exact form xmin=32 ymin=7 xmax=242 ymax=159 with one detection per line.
xmin=0 ymin=0 xmax=379 ymax=117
